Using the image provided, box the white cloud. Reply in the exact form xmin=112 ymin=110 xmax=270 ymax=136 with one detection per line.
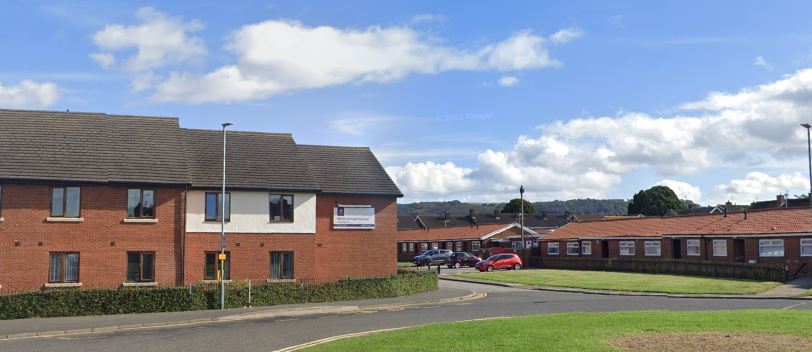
xmin=328 ymin=113 xmax=396 ymax=136
xmin=386 ymin=162 xmax=476 ymax=199
xmin=149 ymin=20 xmax=579 ymax=103
xmin=0 ymin=80 xmax=60 ymax=108
xmin=549 ymin=27 xmax=585 ymax=44
xmin=410 ymin=13 xmax=446 ymax=24
xmin=91 ymin=7 xmax=206 ymax=72
xmin=498 ymin=75 xmax=519 ymax=87
xmin=754 ymin=55 xmax=773 ymax=71
xmin=656 ymin=179 xmax=701 ymax=201
xmin=714 ymin=172 xmax=807 ymax=204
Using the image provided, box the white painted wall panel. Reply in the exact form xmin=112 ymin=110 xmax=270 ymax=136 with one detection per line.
xmin=186 ymin=190 xmax=316 ymax=233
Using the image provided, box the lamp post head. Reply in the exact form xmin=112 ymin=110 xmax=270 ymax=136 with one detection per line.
xmin=222 ymin=122 xmax=234 ymax=128
xmin=520 ymin=185 xmax=524 ymax=195
xmin=802 ymin=123 xmax=811 ymax=129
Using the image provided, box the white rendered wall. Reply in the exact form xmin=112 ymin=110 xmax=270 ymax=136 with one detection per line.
xmin=186 ymin=190 xmax=316 ymax=234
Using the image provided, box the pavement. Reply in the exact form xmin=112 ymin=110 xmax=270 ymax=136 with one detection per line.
xmin=760 ymin=276 xmax=812 ymax=297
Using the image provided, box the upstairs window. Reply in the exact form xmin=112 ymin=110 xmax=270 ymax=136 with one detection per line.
xmin=49 ymin=252 xmax=79 ymax=282
xmin=205 ymin=192 xmax=230 ymax=222
xmin=51 ymin=187 xmax=81 ymax=217
xmin=126 ymin=252 xmax=155 ymax=282
xmin=127 ymin=189 xmax=155 ymax=218
xmin=269 ymin=194 xmax=294 ymax=222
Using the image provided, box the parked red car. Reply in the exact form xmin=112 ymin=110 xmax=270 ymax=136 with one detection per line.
xmin=475 ymin=253 xmax=523 ymax=272
xmin=447 ymin=252 xmax=482 ymax=268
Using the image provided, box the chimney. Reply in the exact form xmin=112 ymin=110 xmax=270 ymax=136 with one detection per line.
xmin=744 ymin=210 xmax=748 ymax=220
xmin=469 ymin=208 xmax=476 ymax=219
xmin=777 ymin=194 xmax=786 ymax=207
xmin=725 ymin=200 xmax=732 ymax=206
xmin=723 ymin=207 xmax=728 ymax=218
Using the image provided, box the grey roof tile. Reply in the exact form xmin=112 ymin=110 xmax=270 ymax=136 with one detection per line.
xmin=297 ymin=145 xmax=403 ymax=196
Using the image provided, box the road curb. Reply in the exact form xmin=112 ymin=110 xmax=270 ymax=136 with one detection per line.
xmin=441 ymin=276 xmax=812 ymax=300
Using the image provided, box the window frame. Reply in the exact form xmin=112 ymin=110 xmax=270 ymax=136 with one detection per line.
xmin=619 ymin=241 xmax=636 ymax=256
xmin=686 ymin=239 xmax=701 ymax=256
xmin=471 ymin=241 xmax=480 ymax=251
xmin=547 ymin=242 xmax=560 ymax=256
xmin=408 ymin=242 xmax=415 ymax=252
xmin=758 ymin=239 xmax=784 ymax=257
xmin=269 ymin=194 xmax=295 ymax=223
xmin=455 ymin=242 xmax=462 ymax=252
xmin=50 ymin=186 xmax=81 ymax=218
xmin=204 ymin=251 xmax=231 ymax=280
xmin=420 ymin=243 xmax=428 ymax=252
xmin=270 ymin=251 xmax=294 ymax=280
xmin=431 ymin=242 xmax=439 ymax=249
xmin=566 ymin=242 xmax=580 ymax=256
xmin=126 ymin=251 xmax=155 ymax=282
xmin=127 ymin=189 xmax=156 ymax=219
xmin=581 ymin=241 xmax=592 ymax=255
xmin=644 ymin=241 xmax=661 ymax=256
xmin=801 ymin=238 xmax=812 ymax=257
xmin=712 ymin=239 xmax=728 ymax=257
xmin=204 ymin=192 xmax=231 ymax=222
xmin=401 ymin=242 xmax=407 ymax=253
xmin=49 ymin=252 xmax=80 ymax=283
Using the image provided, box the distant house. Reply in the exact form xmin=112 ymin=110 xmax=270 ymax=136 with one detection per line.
xmin=677 ymin=201 xmax=749 ymax=216
xmin=396 ymin=223 xmax=539 ymax=261
xmin=750 ymin=194 xmax=809 ymax=210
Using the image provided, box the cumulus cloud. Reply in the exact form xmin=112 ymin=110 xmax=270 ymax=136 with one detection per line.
xmin=754 ymin=55 xmax=773 ymax=71
xmin=0 ymin=80 xmax=60 ymax=108
xmin=90 ymin=7 xmax=206 ymax=72
xmin=657 ymin=179 xmax=701 ymax=201
xmin=149 ymin=20 xmax=579 ymax=103
xmin=714 ymin=172 xmax=807 ymax=203
xmin=388 ymin=69 xmax=812 ymax=201
xmin=549 ymin=27 xmax=585 ymax=44
xmin=498 ymin=75 xmax=519 ymax=87
xmin=386 ymin=162 xmax=477 ymax=199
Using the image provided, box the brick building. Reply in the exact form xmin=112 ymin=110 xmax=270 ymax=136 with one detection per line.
xmin=396 ymin=223 xmax=539 ymax=261
xmin=0 ymin=109 xmax=401 ymax=292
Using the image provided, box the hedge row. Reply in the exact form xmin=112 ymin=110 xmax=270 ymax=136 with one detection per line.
xmin=0 ymin=270 xmax=438 ymax=320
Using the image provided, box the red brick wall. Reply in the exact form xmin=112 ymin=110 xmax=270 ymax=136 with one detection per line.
xmin=0 ymin=184 xmax=184 ymax=292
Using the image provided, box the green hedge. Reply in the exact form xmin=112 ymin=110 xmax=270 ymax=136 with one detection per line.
xmin=0 ymin=270 xmax=438 ymax=320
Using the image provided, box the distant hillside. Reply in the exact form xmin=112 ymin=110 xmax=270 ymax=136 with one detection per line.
xmin=397 ymin=199 xmax=629 ymax=217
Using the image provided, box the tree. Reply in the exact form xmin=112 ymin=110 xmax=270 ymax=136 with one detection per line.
xmin=627 ymin=185 xmax=685 ymax=216
xmin=502 ymin=198 xmax=535 ymax=214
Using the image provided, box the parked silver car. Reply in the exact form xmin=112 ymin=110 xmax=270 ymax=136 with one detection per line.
xmin=412 ymin=249 xmax=453 ymax=266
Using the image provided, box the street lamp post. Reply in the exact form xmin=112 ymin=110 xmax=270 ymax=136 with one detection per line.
xmin=802 ymin=123 xmax=812 ymax=210
xmin=220 ymin=122 xmax=233 ymax=310
xmin=520 ymin=185 xmax=525 ymax=253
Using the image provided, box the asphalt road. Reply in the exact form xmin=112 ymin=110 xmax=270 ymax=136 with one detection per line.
xmin=2 ymin=279 xmax=811 ymax=352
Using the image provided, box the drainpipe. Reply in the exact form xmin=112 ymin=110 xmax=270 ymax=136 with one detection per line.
xmin=181 ymin=184 xmax=189 ymax=285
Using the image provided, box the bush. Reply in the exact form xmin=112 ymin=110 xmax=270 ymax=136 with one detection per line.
xmin=0 ymin=270 xmax=438 ymax=320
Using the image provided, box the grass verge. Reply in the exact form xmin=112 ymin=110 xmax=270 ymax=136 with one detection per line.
xmin=302 ymin=310 xmax=812 ymax=351
xmin=456 ymin=269 xmax=780 ymax=294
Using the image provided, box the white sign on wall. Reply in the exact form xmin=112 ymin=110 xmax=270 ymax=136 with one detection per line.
xmin=333 ymin=205 xmax=375 ymax=229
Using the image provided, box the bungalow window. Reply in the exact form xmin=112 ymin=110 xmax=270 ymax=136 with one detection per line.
xmin=581 ymin=241 xmax=592 ymax=255
xmin=51 ymin=187 xmax=80 ymax=217
xmin=644 ymin=241 xmax=661 ymax=256
xmin=759 ymin=239 xmax=784 ymax=257
xmin=127 ymin=189 xmax=155 ymax=218
xmin=204 ymin=251 xmax=230 ymax=280
xmin=409 ymin=243 xmax=415 ymax=252
xmin=205 ymin=192 xmax=230 ymax=222
xmin=269 ymin=194 xmax=294 ymax=222
xmin=619 ymin=241 xmax=636 ymax=256
xmin=471 ymin=241 xmax=480 ymax=251
xmin=712 ymin=239 xmax=728 ymax=257
xmin=686 ymin=239 xmax=701 ymax=256
xmin=420 ymin=243 xmax=428 ymax=252
xmin=126 ymin=252 xmax=155 ymax=282
xmin=270 ymin=251 xmax=294 ymax=280
xmin=455 ymin=242 xmax=462 ymax=252
xmin=49 ymin=252 xmax=79 ymax=283
xmin=446 ymin=241 xmax=453 ymax=250
xmin=401 ymin=243 xmax=407 ymax=253
xmin=431 ymin=242 xmax=439 ymax=249
xmin=566 ymin=242 xmax=580 ymax=255
xmin=547 ymin=242 xmax=559 ymax=255
xmin=801 ymin=239 xmax=812 ymax=257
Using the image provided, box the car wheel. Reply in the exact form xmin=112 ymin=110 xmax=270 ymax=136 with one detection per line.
xmin=487 ymin=265 xmax=494 ymax=272
xmin=447 ymin=265 xmax=454 ymax=269
xmin=454 ymin=262 xmax=461 ymax=269
xmin=513 ymin=263 xmax=522 ymax=270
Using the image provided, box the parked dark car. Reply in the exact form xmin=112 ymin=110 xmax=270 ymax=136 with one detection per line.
xmin=412 ymin=249 xmax=453 ymax=266
xmin=447 ymin=252 xmax=482 ymax=268
xmin=475 ymin=253 xmax=523 ymax=272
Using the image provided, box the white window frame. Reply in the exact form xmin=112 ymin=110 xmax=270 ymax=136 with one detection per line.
xmin=512 ymin=241 xmax=521 ymax=250
xmin=445 ymin=241 xmax=453 ymax=250
xmin=547 ymin=242 xmax=559 ymax=256
xmin=619 ymin=241 xmax=636 ymax=256
xmin=644 ymin=241 xmax=661 ymax=256
xmin=759 ymin=239 xmax=784 ymax=257
xmin=686 ymin=239 xmax=701 ymax=256
xmin=566 ymin=242 xmax=580 ymax=256
xmin=471 ymin=241 xmax=480 ymax=251
xmin=455 ymin=242 xmax=462 ymax=252
xmin=420 ymin=243 xmax=428 ymax=252
xmin=431 ymin=242 xmax=439 ymax=249
xmin=408 ymin=243 xmax=415 ymax=252
xmin=801 ymin=238 xmax=812 ymax=257
xmin=712 ymin=239 xmax=727 ymax=257
xmin=581 ymin=241 xmax=592 ymax=255
xmin=401 ymin=243 xmax=407 ymax=253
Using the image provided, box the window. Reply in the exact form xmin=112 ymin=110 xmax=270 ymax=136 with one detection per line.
xmin=619 ymin=241 xmax=636 ymax=256
xmin=644 ymin=241 xmax=661 ymax=256
xmin=126 ymin=252 xmax=155 ymax=282
xmin=431 ymin=242 xmax=438 ymax=249
xmin=566 ymin=242 xmax=580 ymax=255
xmin=512 ymin=241 xmax=521 ymax=250
xmin=49 ymin=252 xmax=79 ymax=282
xmin=712 ymin=239 xmax=728 ymax=257
xmin=205 ymin=192 xmax=230 ymax=221
xmin=581 ymin=241 xmax=592 ymax=255
xmin=204 ymin=251 xmax=230 ymax=280
xmin=409 ymin=243 xmax=415 ymax=252
xmin=127 ymin=189 xmax=155 ymax=218
xmin=686 ymin=239 xmax=701 ymax=256
xmin=269 ymin=194 xmax=294 ymax=222
xmin=547 ymin=242 xmax=559 ymax=255
xmin=445 ymin=241 xmax=453 ymax=249
xmin=471 ymin=241 xmax=480 ymax=251
xmin=759 ymin=239 xmax=784 ymax=257
xmin=51 ymin=187 xmax=80 ymax=217
xmin=270 ymin=251 xmax=294 ymax=280
xmin=420 ymin=243 xmax=428 ymax=252
xmin=455 ymin=242 xmax=462 ymax=252
xmin=802 ymin=239 xmax=812 ymax=257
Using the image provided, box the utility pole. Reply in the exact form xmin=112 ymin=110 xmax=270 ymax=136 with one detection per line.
xmin=802 ymin=123 xmax=812 ymax=210
xmin=220 ymin=122 xmax=233 ymax=310
xmin=520 ymin=185 xmax=525 ymax=254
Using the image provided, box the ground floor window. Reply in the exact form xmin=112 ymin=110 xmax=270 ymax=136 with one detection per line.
xmin=454 ymin=242 xmax=462 ymax=252
xmin=471 ymin=241 xmax=480 ymax=251
xmin=547 ymin=242 xmax=559 ymax=255
xmin=581 ymin=241 xmax=592 ymax=255
xmin=205 ymin=251 xmax=230 ymax=280
xmin=686 ymin=239 xmax=701 ymax=256
xmin=431 ymin=242 xmax=439 ymax=249
xmin=511 ymin=241 xmax=521 ymax=250
xmin=619 ymin=241 xmax=635 ymax=256
xmin=802 ymin=238 xmax=812 ymax=257
xmin=445 ymin=241 xmax=453 ymax=250
xmin=759 ymin=239 xmax=784 ymax=257
xmin=566 ymin=242 xmax=579 ymax=255
xmin=126 ymin=252 xmax=155 ymax=282
xmin=270 ymin=251 xmax=294 ymax=280
xmin=401 ymin=243 xmax=407 ymax=253
xmin=409 ymin=243 xmax=415 ymax=252
xmin=712 ymin=239 xmax=727 ymax=257
xmin=420 ymin=243 xmax=428 ymax=252
xmin=49 ymin=252 xmax=79 ymax=282
xmin=644 ymin=241 xmax=661 ymax=256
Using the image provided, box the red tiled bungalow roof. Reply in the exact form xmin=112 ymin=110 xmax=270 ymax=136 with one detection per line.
xmin=396 ymin=223 xmax=536 ymax=242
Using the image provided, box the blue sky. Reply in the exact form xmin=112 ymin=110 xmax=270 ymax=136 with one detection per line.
xmin=2 ymin=1 xmax=812 ymax=204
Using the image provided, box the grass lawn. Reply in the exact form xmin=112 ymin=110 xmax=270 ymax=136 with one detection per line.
xmin=456 ymin=269 xmax=780 ymax=295
xmin=397 ymin=262 xmax=415 ymax=268
xmin=303 ymin=310 xmax=812 ymax=351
